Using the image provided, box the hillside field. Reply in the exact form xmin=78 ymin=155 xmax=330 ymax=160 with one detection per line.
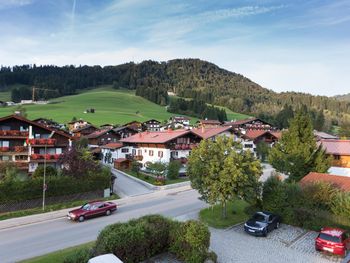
xmin=0 ymin=87 xmax=249 ymax=126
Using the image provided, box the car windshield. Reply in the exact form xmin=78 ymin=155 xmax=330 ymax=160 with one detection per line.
xmin=81 ymin=204 xmax=91 ymax=210
xmin=253 ymin=213 xmax=266 ymax=222
xmin=318 ymin=233 xmax=342 ymax=243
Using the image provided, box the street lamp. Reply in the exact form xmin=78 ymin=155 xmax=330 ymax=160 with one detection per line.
xmin=42 ymin=131 xmax=55 ymax=211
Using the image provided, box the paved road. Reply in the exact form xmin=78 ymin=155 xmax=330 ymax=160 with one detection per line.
xmin=0 ymin=189 xmax=205 ymax=263
xmin=111 ymin=169 xmax=153 ymax=197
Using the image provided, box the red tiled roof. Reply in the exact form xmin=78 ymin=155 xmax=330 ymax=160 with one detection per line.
xmin=101 ymin=143 xmax=123 ymax=149
xmin=271 ymin=131 xmax=282 ymax=139
xmin=120 ymin=130 xmax=191 ymax=144
xmin=319 ymin=139 xmax=350 ymax=156
xmin=191 ymin=126 xmax=233 ymax=139
xmin=301 ymin=172 xmax=350 ymax=192
xmin=85 ymin=129 xmax=115 ymax=139
xmin=198 ymin=119 xmax=221 ymax=125
xmin=243 ymin=130 xmax=268 ymax=140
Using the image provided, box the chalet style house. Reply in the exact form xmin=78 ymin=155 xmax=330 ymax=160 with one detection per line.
xmin=142 ymin=119 xmax=161 ymax=132
xmin=119 ymin=130 xmax=202 ymax=167
xmin=85 ymin=126 xmax=137 ymax=147
xmin=319 ymin=139 xmax=350 ymax=168
xmin=197 ymin=119 xmax=221 ymax=128
xmin=240 ymin=130 xmax=281 ymax=152
xmin=100 ymin=142 xmax=124 ymax=166
xmin=71 ymin=124 xmax=99 ymax=138
xmin=68 ymin=119 xmax=92 ymax=132
xmin=191 ymin=126 xmax=238 ymax=141
xmin=0 ymin=114 xmax=72 ymax=173
xmin=164 ymin=116 xmax=191 ymax=130
xmin=223 ymin=117 xmax=275 ymax=131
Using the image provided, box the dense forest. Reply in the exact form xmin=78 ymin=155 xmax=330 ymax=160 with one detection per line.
xmin=168 ymin=98 xmax=227 ymax=122
xmin=1 ymin=59 xmax=349 ymax=124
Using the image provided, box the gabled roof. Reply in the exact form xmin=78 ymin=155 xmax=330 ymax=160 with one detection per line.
xmin=120 ymin=129 xmax=191 ymax=144
xmin=319 ymin=139 xmax=350 ymax=156
xmin=301 ymin=172 xmax=350 ymax=192
xmin=0 ymin=114 xmax=72 ymax=139
xmin=85 ymin=128 xmax=117 ymax=139
xmin=113 ymin=126 xmax=137 ymax=133
xmin=198 ymin=119 xmax=221 ymax=125
xmin=72 ymin=124 xmax=98 ymax=132
xmin=242 ymin=130 xmax=280 ymax=140
xmin=191 ymin=126 xmax=234 ymax=139
xmin=223 ymin=117 xmax=258 ymax=126
xmin=314 ymin=131 xmax=338 ymax=140
xmin=101 ymin=143 xmax=123 ymax=149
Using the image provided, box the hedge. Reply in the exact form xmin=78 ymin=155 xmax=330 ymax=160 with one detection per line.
xmin=0 ymin=173 xmax=110 ymax=203
xmin=94 ymin=215 xmax=215 ymax=263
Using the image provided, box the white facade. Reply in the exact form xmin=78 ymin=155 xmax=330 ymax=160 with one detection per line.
xmin=101 ymin=147 xmax=127 ymax=166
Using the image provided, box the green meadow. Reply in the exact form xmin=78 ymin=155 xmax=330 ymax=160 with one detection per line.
xmin=0 ymin=87 xmax=249 ymax=126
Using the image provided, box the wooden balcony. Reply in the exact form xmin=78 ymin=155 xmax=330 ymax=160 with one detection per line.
xmin=171 ymin=144 xmax=198 ymax=150
xmin=0 ymin=130 xmax=29 ymax=138
xmin=30 ymin=153 xmax=62 ymax=162
xmin=0 ymin=146 xmax=29 ymax=155
xmin=29 ymin=138 xmax=56 ymax=146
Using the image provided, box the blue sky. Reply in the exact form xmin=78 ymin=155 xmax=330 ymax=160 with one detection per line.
xmin=0 ymin=0 xmax=349 ymax=96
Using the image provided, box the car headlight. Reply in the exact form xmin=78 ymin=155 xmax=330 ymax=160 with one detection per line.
xmin=70 ymin=213 xmax=76 ymax=218
xmin=259 ymin=227 xmax=265 ymax=230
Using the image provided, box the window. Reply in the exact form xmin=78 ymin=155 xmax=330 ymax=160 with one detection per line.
xmin=244 ymin=144 xmax=253 ymax=148
xmin=0 ymin=141 xmax=9 ymax=147
xmin=132 ymin=149 xmax=136 ymax=155
xmin=334 ymin=155 xmax=341 ymax=160
xmin=149 ymin=150 xmax=154 ymax=156
xmin=121 ymin=148 xmax=129 ymax=153
xmin=138 ymin=149 xmax=142 ymax=156
xmin=144 ymin=149 xmax=147 ymax=153
xmin=158 ymin=151 xmax=163 ymax=158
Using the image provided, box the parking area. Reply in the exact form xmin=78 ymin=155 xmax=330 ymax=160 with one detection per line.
xmin=210 ymin=223 xmax=343 ymax=263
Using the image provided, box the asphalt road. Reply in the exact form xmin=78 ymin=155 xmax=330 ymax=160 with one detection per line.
xmin=111 ymin=169 xmax=154 ymax=197
xmin=0 ymin=189 xmax=205 ymax=263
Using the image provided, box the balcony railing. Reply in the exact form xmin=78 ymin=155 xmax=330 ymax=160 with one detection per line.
xmin=0 ymin=146 xmax=28 ymax=153
xmin=31 ymin=153 xmax=62 ymax=160
xmin=0 ymin=130 xmax=29 ymax=137
xmin=29 ymin=138 xmax=56 ymax=145
xmin=172 ymin=144 xmax=198 ymax=150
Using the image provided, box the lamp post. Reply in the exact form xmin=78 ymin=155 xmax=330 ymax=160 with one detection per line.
xmin=42 ymin=131 xmax=55 ymax=211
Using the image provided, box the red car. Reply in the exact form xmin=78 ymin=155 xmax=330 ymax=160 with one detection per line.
xmin=315 ymin=227 xmax=350 ymax=257
xmin=67 ymin=201 xmax=117 ymax=222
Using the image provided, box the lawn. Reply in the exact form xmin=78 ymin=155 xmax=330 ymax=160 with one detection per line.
xmin=199 ymin=199 xmax=249 ymax=228
xmin=0 ymin=194 xmax=119 ymax=221
xmin=124 ymin=169 xmax=189 ymax=185
xmin=20 ymin=241 xmax=95 ymax=263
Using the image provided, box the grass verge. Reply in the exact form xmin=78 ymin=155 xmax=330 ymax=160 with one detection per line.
xmin=20 ymin=241 xmax=95 ymax=263
xmin=0 ymin=194 xmax=119 ymax=221
xmin=123 ymin=169 xmax=189 ymax=185
xmin=199 ymin=199 xmax=249 ymax=228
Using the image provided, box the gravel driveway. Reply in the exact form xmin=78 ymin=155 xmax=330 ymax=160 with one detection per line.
xmin=210 ymin=223 xmax=343 ymax=263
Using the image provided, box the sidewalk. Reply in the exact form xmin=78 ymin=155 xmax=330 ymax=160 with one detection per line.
xmin=0 ymin=185 xmax=193 ymax=231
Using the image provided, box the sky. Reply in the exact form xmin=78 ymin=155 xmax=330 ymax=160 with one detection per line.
xmin=0 ymin=0 xmax=349 ymax=96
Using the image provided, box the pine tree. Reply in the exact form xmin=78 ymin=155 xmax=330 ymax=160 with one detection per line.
xmin=269 ymin=110 xmax=331 ymax=181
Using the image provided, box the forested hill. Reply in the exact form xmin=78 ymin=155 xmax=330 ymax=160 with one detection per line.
xmin=1 ymin=59 xmax=349 ymax=121
xmin=335 ymin=93 xmax=350 ymax=102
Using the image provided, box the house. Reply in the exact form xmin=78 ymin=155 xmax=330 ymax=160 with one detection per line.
xmin=71 ymin=124 xmax=99 ymax=138
xmin=319 ymin=139 xmax=350 ymax=168
xmin=33 ymin=118 xmax=65 ymax=130
xmin=314 ymin=130 xmax=338 ymax=141
xmin=142 ymin=119 xmax=161 ymax=132
xmin=123 ymin=121 xmax=144 ymax=132
xmin=67 ymin=119 xmax=91 ymax=132
xmin=0 ymin=114 xmax=72 ymax=173
xmin=100 ymin=124 xmax=114 ymax=129
xmin=223 ymin=117 xmax=275 ymax=131
xmin=191 ymin=126 xmax=238 ymax=141
xmin=101 ymin=143 xmax=124 ymax=166
xmin=119 ymin=130 xmax=202 ymax=168
xmin=166 ymin=116 xmax=191 ymax=129
xmin=197 ymin=119 xmax=221 ymax=128
xmin=84 ymin=128 xmax=120 ymax=147
xmin=240 ymin=130 xmax=281 ymax=152
xmin=301 ymin=172 xmax=350 ymax=192
xmin=113 ymin=126 xmax=138 ymax=139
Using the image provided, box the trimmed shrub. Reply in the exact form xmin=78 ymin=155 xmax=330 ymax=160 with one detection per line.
xmin=63 ymin=247 xmax=93 ymax=263
xmin=95 ymin=215 xmax=173 ymax=263
xmin=32 ymin=165 xmax=58 ymax=179
xmin=169 ymin=220 xmax=211 ymax=263
xmin=167 ymin=160 xmax=181 ymax=180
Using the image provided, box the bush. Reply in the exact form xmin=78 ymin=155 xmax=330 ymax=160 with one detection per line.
xmin=331 ymin=192 xmax=350 ymax=218
xmin=95 ymin=215 xmax=173 ymax=263
xmin=169 ymin=220 xmax=211 ymax=263
xmin=32 ymin=165 xmax=58 ymax=179
xmin=63 ymin=247 xmax=93 ymax=263
xmin=167 ymin=160 xmax=181 ymax=180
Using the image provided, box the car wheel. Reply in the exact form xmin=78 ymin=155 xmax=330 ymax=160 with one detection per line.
xmin=105 ymin=210 xmax=111 ymax=216
xmin=78 ymin=216 xmax=85 ymax=222
xmin=262 ymin=228 xmax=267 ymax=237
xmin=275 ymin=222 xmax=280 ymax=229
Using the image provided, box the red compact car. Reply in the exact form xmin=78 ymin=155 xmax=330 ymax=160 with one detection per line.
xmin=67 ymin=201 xmax=117 ymax=222
xmin=315 ymin=227 xmax=350 ymax=257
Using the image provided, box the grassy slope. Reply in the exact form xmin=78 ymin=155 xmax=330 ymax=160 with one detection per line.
xmin=0 ymin=87 xmax=249 ymax=126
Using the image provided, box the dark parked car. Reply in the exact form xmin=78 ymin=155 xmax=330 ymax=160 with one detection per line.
xmin=67 ymin=201 xmax=117 ymax=222
xmin=315 ymin=227 xmax=350 ymax=257
xmin=244 ymin=211 xmax=280 ymax=236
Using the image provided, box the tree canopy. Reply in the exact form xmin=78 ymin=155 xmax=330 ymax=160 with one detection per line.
xmin=268 ymin=110 xmax=331 ymax=181
xmin=187 ymin=136 xmax=262 ymax=218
